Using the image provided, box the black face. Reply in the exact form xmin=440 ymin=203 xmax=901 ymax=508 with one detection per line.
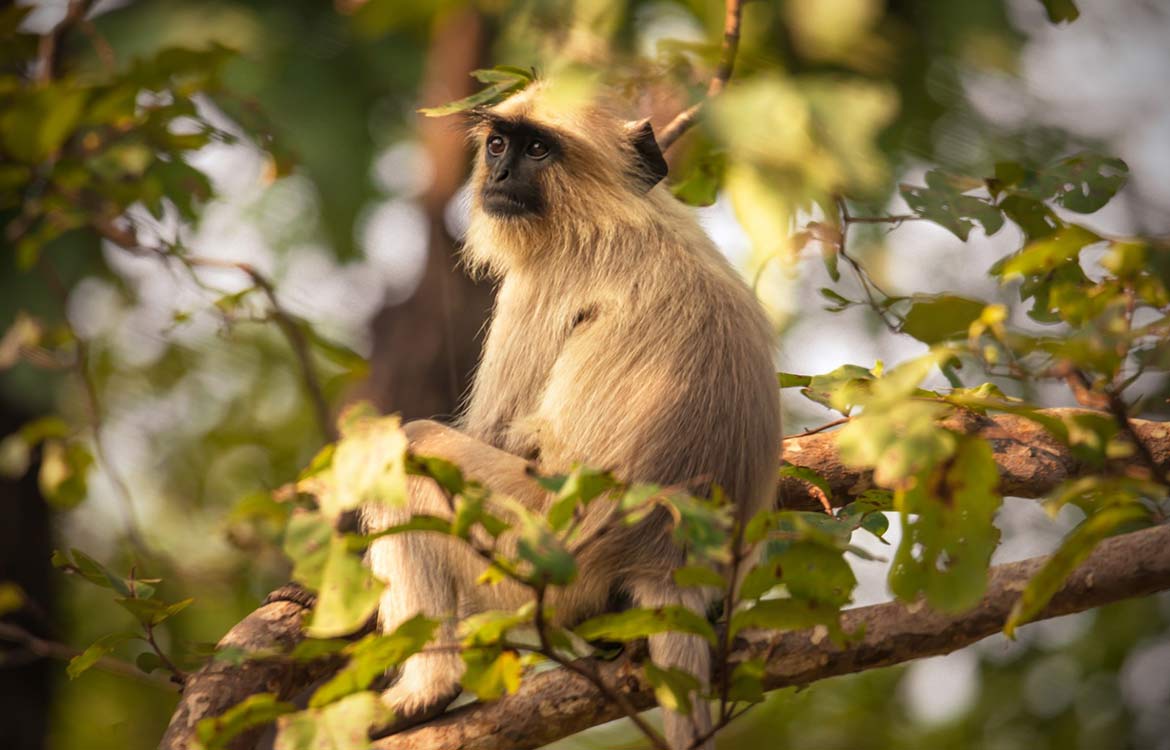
xmin=480 ymin=120 xmax=559 ymax=218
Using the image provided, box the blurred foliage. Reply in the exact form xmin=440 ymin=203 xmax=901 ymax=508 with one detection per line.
xmin=1 ymin=0 xmax=1169 ymax=749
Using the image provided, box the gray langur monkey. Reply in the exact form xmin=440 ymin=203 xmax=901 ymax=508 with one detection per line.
xmin=362 ymin=81 xmax=780 ymax=750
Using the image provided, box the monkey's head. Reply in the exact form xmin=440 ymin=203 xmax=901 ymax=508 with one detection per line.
xmin=463 ymin=81 xmax=670 ymax=274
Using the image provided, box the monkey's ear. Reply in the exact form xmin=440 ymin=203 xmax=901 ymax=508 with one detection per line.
xmin=626 ymin=119 xmax=668 ymax=191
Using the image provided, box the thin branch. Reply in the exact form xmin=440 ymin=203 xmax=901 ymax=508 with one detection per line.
xmin=92 ymin=220 xmax=338 ymax=442
xmin=834 ymin=197 xmax=902 ymax=332
xmin=35 ymin=0 xmax=94 ymax=84
xmin=37 ymin=259 xmax=153 ymax=555
xmin=783 ymin=417 xmax=850 ymax=440
xmin=532 ymin=587 xmax=670 ymax=750
xmin=0 ymin=622 xmax=177 ymax=692
xmin=657 ymin=0 xmax=744 ymax=151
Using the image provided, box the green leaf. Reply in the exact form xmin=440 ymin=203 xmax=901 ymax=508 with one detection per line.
xmin=575 ymin=606 xmax=717 ymax=645
xmin=1039 ymin=0 xmax=1079 ymax=22
xmin=419 ymin=73 xmax=530 ymax=117
xmin=408 ymin=454 xmax=465 ymax=497
xmin=1002 ymin=153 xmax=1125 ymax=212
xmin=672 ymin=565 xmax=726 ymax=589
xmin=116 ymin=597 xmax=192 ymax=627
xmin=773 ymin=542 xmax=857 ymax=609
xmin=67 ymin=632 xmax=134 ymax=680
xmin=459 ymin=603 xmax=534 ymax=647
xmin=197 ymin=693 xmax=296 ymax=750
xmin=996 ymin=225 xmax=1101 ymax=279
xmin=671 ymin=151 xmax=726 ymax=207
xmin=503 ymin=499 xmax=576 ymax=586
xmin=900 ymin=295 xmax=986 ymax=345
xmin=309 ymin=615 xmax=437 ymax=708
xmin=461 ymin=648 xmax=523 ymax=701
xmin=644 ymin=662 xmax=700 ymax=715
xmin=730 ymin=598 xmax=840 ymax=638
xmin=547 ymin=466 xmax=617 ymax=532
xmin=799 ymin=364 xmax=875 ymax=413
xmin=275 ymin=692 xmax=388 ymax=750
xmin=777 ymin=372 xmax=812 ymax=388
xmin=0 ymin=581 xmax=24 ymax=616
xmin=136 ymin=651 xmax=164 ymax=674
xmin=1004 ymin=504 xmax=1151 ymax=637
xmin=284 ymin=512 xmax=333 ymax=590
xmin=307 ymin=533 xmax=382 ymax=638
xmin=889 ymin=437 xmax=1002 ymax=612
xmin=38 ymin=439 xmax=92 ymax=509
xmin=0 ymin=84 xmax=87 ymax=162
xmin=725 ymin=658 xmax=767 ymax=703
xmin=900 ymin=171 xmax=1004 ymax=240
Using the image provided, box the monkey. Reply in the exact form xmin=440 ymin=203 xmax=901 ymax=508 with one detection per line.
xmin=362 ymin=81 xmax=781 ymax=750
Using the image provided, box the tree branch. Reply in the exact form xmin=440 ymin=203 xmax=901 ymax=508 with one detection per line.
xmin=657 ymin=0 xmax=744 ymax=151
xmin=373 ymin=522 xmax=1170 ymax=750
xmin=157 ymin=408 xmax=1170 ymax=749
xmin=778 ymin=407 xmax=1170 ymax=511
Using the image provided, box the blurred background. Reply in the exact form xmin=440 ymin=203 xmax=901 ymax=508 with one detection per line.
xmin=1 ymin=0 xmax=1169 ymax=748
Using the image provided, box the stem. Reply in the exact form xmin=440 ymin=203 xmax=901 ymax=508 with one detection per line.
xmin=783 ymin=417 xmax=850 ymax=440
xmin=0 ymin=622 xmax=177 ymax=691
xmin=532 ymin=587 xmax=670 ymax=750
xmin=92 ymin=221 xmax=337 ymax=442
xmin=657 ymin=0 xmax=744 ymax=151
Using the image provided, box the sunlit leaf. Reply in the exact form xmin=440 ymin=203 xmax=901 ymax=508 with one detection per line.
xmin=575 ymin=606 xmax=716 ymax=645
xmin=197 ymin=693 xmax=296 ymax=750
xmin=889 ymin=437 xmax=1002 ymax=612
xmin=644 ymin=661 xmax=700 ymax=716
xmin=309 ymin=615 xmax=437 ymax=708
xmin=461 ymin=648 xmax=523 ymax=701
xmin=275 ymin=692 xmax=388 ymax=750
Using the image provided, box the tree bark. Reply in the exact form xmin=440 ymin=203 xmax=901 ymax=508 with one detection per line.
xmin=157 ymin=408 xmax=1170 ymax=750
xmin=375 ymin=522 xmax=1170 ymax=750
xmin=779 ymin=408 xmax=1170 ymax=511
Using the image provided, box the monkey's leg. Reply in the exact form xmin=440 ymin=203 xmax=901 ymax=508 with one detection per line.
xmin=630 ymin=578 xmax=715 ymax=750
xmin=367 ymin=476 xmax=469 ymax=722
xmin=369 ymin=420 xmax=546 ymax=722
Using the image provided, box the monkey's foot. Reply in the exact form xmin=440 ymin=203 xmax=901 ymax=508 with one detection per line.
xmin=374 ymin=653 xmax=462 ymax=735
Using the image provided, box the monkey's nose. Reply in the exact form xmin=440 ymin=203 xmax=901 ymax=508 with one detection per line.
xmin=493 ymin=168 xmax=510 ymax=182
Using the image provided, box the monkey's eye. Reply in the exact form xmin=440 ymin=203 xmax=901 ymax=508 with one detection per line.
xmin=486 ymin=135 xmax=506 ymax=157
xmin=525 ymin=139 xmax=550 ymax=160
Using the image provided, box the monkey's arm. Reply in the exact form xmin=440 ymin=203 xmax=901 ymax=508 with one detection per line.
xmin=404 ymin=420 xmax=547 ymax=509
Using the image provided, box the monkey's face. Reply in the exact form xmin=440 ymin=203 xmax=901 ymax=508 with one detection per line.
xmin=479 ymin=120 xmax=560 ymax=218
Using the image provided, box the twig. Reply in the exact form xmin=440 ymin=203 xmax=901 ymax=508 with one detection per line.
xmin=35 ymin=0 xmax=93 ymax=84
xmin=0 ymin=622 xmax=178 ymax=691
xmin=37 ymin=259 xmax=153 ymax=556
xmin=834 ymin=197 xmax=902 ymax=332
xmin=1107 ymin=390 xmax=1167 ymax=486
xmin=783 ymin=417 xmax=850 ymax=440
xmin=532 ymin=587 xmax=670 ymax=750
xmin=657 ymin=0 xmax=744 ymax=151
xmin=92 ymin=220 xmax=338 ymax=442
xmin=143 ymin=620 xmax=187 ymax=686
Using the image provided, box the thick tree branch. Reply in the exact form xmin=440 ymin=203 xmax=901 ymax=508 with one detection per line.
xmin=374 ymin=522 xmax=1170 ymax=750
xmin=158 ymin=408 xmax=1170 ymax=750
xmin=158 ymin=586 xmax=346 ymax=750
xmin=778 ymin=407 xmax=1170 ymax=511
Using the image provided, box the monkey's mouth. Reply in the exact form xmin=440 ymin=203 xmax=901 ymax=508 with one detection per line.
xmin=482 ymin=188 xmax=541 ymax=218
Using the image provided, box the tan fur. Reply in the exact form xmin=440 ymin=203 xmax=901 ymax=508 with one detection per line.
xmin=363 ymin=82 xmax=781 ymax=749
